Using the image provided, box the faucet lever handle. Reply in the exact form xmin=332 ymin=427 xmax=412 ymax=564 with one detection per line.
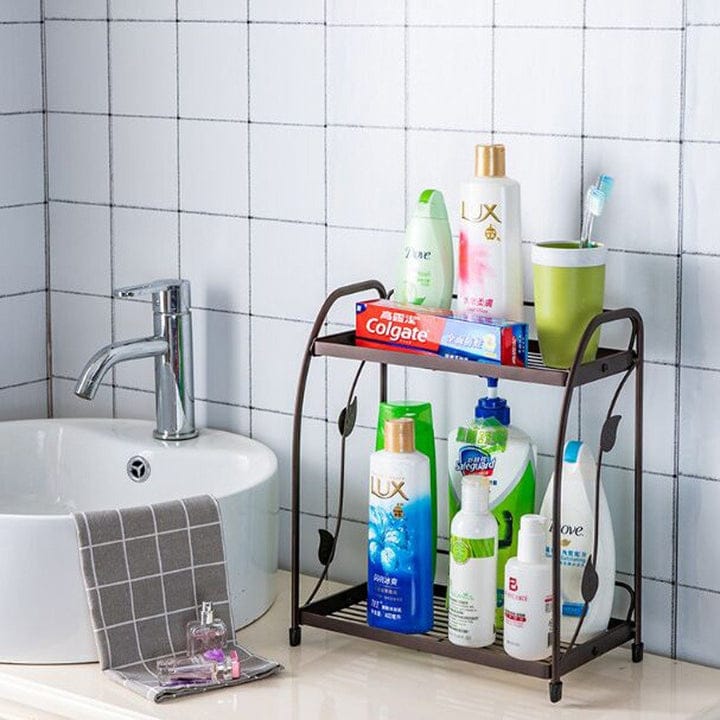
xmin=115 ymin=278 xmax=191 ymax=314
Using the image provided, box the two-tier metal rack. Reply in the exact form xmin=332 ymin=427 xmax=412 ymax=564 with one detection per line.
xmin=288 ymin=280 xmax=644 ymax=702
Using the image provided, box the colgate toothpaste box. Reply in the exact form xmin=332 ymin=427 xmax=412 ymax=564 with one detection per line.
xmin=355 ymin=299 xmax=527 ymax=367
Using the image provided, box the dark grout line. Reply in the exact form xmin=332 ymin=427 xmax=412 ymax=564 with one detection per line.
xmin=0 ymin=287 xmax=47 ymax=300
xmin=0 ymin=377 xmax=48 ymax=392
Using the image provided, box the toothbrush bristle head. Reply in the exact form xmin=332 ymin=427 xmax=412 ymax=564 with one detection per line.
xmin=597 ymin=174 xmax=614 ymax=198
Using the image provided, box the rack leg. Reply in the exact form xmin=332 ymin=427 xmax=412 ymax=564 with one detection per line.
xmin=289 ymin=626 xmax=302 ymax=647
xmin=549 ymin=681 xmax=563 ymax=703
xmin=632 ymin=642 xmax=644 ymax=663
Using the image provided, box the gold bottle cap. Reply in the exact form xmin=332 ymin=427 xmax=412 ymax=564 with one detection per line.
xmin=384 ymin=418 xmax=415 ymax=453
xmin=475 ymin=144 xmax=506 ymax=178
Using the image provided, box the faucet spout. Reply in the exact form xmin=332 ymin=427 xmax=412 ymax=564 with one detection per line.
xmin=74 ymin=337 xmax=168 ymax=400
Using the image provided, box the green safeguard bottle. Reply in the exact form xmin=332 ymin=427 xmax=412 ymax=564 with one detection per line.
xmin=447 ymin=378 xmax=536 ymax=628
xmin=376 ymin=401 xmax=437 ymax=574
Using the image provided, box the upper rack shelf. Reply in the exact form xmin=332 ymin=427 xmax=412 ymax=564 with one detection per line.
xmin=313 ymin=329 xmax=637 ymax=388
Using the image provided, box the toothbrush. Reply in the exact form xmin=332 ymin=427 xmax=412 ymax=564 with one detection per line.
xmin=579 ymin=174 xmax=614 ymax=248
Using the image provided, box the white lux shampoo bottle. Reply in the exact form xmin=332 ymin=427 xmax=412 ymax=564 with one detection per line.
xmin=540 ymin=441 xmax=616 ymax=644
xmin=457 ymin=144 xmax=523 ymax=322
xmin=503 ymin=515 xmax=553 ymax=660
xmin=448 ymin=477 xmax=498 ymax=647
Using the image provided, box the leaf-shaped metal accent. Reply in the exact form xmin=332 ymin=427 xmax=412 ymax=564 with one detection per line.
xmin=581 ymin=554 xmax=599 ymax=605
xmin=337 ymin=397 xmax=358 ymax=437
xmin=318 ymin=529 xmax=336 ymax=566
xmin=600 ymin=414 xmax=622 ymax=453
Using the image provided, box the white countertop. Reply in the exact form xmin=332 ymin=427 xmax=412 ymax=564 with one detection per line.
xmin=1 ymin=571 xmax=719 ymax=720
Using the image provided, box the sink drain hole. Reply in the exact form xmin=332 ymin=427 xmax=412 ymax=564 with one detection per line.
xmin=127 ymin=455 xmax=151 ymax=482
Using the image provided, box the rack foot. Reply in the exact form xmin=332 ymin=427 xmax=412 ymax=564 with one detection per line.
xmin=632 ymin=642 xmax=644 ymax=663
xmin=289 ymin=626 xmax=302 ymax=646
xmin=549 ymin=681 xmax=563 ymax=703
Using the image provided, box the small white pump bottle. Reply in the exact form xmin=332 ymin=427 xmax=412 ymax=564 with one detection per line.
xmin=448 ymin=477 xmax=498 ymax=647
xmin=503 ymin=515 xmax=553 ymax=661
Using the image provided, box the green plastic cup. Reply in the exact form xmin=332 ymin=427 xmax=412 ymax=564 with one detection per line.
xmin=531 ymin=241 xmax=607 ymax=369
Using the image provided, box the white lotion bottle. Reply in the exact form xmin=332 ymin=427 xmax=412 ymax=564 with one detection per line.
xmin=395 ymin=189 xmax=454 ymax=310
xmin=503 ymin=515 xmax=553 ymax=660
xmin=539 ymin=441 xmax=616 ymax=644
xmin=457 ymin=144 xmax=523 ymax=321
xmin=448 ymin=477 xmax=498 ymax=647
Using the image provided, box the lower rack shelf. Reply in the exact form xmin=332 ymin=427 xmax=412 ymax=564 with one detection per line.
xmin=300 ymin=582 xmax=635 ymax=679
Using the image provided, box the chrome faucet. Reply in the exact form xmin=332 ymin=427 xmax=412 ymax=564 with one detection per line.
xmin=75 ymin=279 xmax=198 ymax=441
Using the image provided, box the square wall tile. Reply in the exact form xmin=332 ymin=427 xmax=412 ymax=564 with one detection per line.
xmin=251 ymin=316 xmax=325 ymax=417
xmin=495 ymin=28 xmax=582 ymax=135
xmin=178 ymin=1 xmax=246 ymax=21
xmin=195 ymin=401 xmax=250 ymax=435
xmin=278 ymin=510 xmax=325 ymax=576
xmin=327 ymin=127 xmax=404 ymax=230
xmin=193 ymin=308 xmax=249 ymax=406
xmin=407 ymin=0 xmax=492 ymax=25
xmin=585 ymin=29 xmax=682 ymax=140
xmin=250 ymin=219 xmax=325 ymax=322
xmin=604 ymin=468 xmax=673 ymax=581
xmin=683 ymin=142 xmax=720 ymax=254
xmin=116 ymin=387 xmax=155 ymax=420
xmin=0 ymin=114 xmax=44 ymax=205
xmin=249 ymin=0 xmax=323 ymax=23
xmin=583 ymin=138 xmax=680 ymax=255
xmin=250 ymin=24 xmax=323 ymax=124
xmin=679 ymin=475 xmax=720 ymax=591
xmin=327 ymin=0 xmax=403 ymax=24
xmin=682 ymin=254 xmax=720 ymax=369
xmin=679 ymin=368 xmax=720 ymax=479
xmin=327 ymin=423 xmax=374 ymax=522
xmin=113 ymin=117 xmax=177 ymax=209
xmin=180 ymin=213 xmax=249 ymax=313
xmin=180 ymin=22 xmax=247 ymax=120
xmin=685 ymin=28 xmax=720 ymax=142
xmin=250 ymin=124 xmax=324 ymax=223
xmin=0 ymin=205 xmax=45 ymax=294
xmin=50 ymin=202 xmax=111 ymax=295
xmin=0 ymin=293 xmax=46 ymax=387
xmin=603 ymin=251 xmax=677 ymax=364
xmin=44 ymin=0 xmax=103 ymax=19
xmin=613 ymin=576 xmax=672 ymax=657
xmin=253 ymin=409 xmax=325 ymax=514
xmin=408 ymin=27 xmax=491 ymax=132
xmin=407 ymin=129 xmax=491 ymax=238
xmin=326 ymin=227 xmax=401 ymax=324
xmin=113 ymin=207 xmax=178 ymax=288
xmin=587 ymin=0 xmax=682 ymax=27
xmin=327 ymin=26 xmax=404 ymax=127
xmin=688 ymin=0 xmax=720 ymax=24
xmin=113 ymin=298 xmax=155 ymax=391
xmin=48 ymin=113 xmax=108 ymax=204
xmin=110 ymin=21 xmax=176 ymax=116
xmin=581 ymin=362 xmax=676 ymax=476
xmin=46 ymin=21 xmax=107 ymax=113
xmin=51 ymin=292 xmax=111 ymax=380
xmin=180 ymin=120 xmax=247 ymax=215
xmin=0 ymin=24 xmax=41 ymax=112
xmin=110 ymin=0 xmax=175 ymax=18
xmin=0 ymin=382 xmax=47 ymax=421
xmin=495 ymin=0 xmax=583 ymax=26
xmin=0 ymin=0 xmax=40 ymax=21
xmin=495 ymin=133 xmax=581 ymax=243
xmin=53 ymin=377 xmax=113 ymax=418
xmin=677 ymin=586 xmax=720 ymax=667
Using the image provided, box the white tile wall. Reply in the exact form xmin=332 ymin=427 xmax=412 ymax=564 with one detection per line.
xmin=4 ymin=0 xmax=713 ymax=670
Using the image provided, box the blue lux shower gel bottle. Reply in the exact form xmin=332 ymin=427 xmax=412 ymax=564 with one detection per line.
xmin=367 ymin=418 xmax=433 ymax=633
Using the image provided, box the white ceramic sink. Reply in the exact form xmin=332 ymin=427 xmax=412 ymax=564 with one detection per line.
xmin=0 ymin=418 xmax=278 ymax=664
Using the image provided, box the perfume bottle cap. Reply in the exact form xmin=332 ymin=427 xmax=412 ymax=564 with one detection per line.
xmin=200 ymin=601 xmax=214 ymax=625
xmin=475 ymin=144 xmax=506 ymax=178
xmin=384 ymin=418 xmax=415 ymax=453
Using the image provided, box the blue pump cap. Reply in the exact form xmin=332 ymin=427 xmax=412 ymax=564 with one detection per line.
xmin=475 ymin=377 xmax=510 ymax=425
xmin=564 ymin=440 xmax=583 ymax=463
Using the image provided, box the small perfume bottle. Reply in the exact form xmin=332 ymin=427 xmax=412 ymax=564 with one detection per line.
xmin=156 ymin=650 xmax=240 ymax=687
xmin=186 ymin=602 xmax=227 ymax=656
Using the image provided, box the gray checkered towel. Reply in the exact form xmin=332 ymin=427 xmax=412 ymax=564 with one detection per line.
xmin=73 ymin=494 xmax=281 ymax=702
